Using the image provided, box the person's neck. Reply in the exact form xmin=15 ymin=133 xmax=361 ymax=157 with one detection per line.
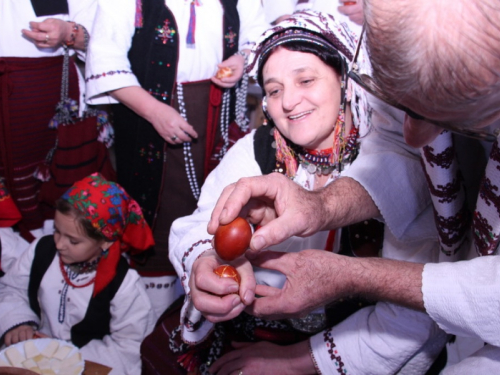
xmin=67 ymin=256 xmax=101 ymax=274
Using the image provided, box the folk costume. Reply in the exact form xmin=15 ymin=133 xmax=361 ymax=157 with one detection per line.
xmin=164 ymin=11 xmax=447 ymax=375
xmin=420 ymin=127 xmax=500 ymax=373
xmin=85 ymin=0 xmax=269 ymax=316
xmin=0 ymin=1 xmax=102 ymax=233
xmin=0 ymin=174 xmax=156 ymax=375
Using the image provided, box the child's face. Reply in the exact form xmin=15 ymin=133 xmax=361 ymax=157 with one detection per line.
xmin=54 ymin=211 xmax=106 ymax=264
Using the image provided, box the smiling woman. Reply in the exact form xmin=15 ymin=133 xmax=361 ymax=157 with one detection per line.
xmin=157 ymin=10 xmax=388 ymax=375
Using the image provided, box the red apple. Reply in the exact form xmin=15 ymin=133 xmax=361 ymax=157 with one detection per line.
xmin=214 ymin=264 xmax=241 ymax=284
xmin=213 ymin=217 xmax=252 ymax=261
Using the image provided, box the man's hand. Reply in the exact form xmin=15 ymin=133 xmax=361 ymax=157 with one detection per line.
xmin=208 ymin=173 xmax=329 ymax=253
xmin=208 ymin=173 xmax=378 ymax=253
xmin=246 ymin=250 xmax=351 ymax=320
xmin=246 ymin=250 xmax=426 ymax=320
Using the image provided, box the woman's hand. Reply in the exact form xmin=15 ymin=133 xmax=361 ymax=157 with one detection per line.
xmin=209 ymin=340 xmax=316 ymax=375
xmin=4 ymin=325 xmax=36 ymax=346
xmin=189 ymin=249 xmax=256 ymax=323
xmin=146 ymin=99 xmax=198 ymax=144
xmin=338 ymin=2 xmax=364 ymax=26
xmin=211 ymin=53 xmax=246 ymax=89
xmin=110 ymin=86 xmax=198 ymax=144
xmin=21 ymin=18 xmax=72 ymax=49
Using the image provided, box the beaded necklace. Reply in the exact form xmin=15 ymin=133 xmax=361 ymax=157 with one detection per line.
xmin=58 ymin=258 xmax=96 ymax=324
xmin=176 ymin=66 xmax=249 ymax=200
xmin=66 ymin=256 xmax=100 ymax=274
xmin=176 ymin=83 xmax=201 ymax=200
xmin=297 ymin=148 xmax=335 ymax=176
xmin=59 ymin=258 xmax=96 ymax=288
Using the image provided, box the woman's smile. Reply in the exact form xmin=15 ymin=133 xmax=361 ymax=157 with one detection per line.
xmin=288 ymin=109 xmax=315 ymax=121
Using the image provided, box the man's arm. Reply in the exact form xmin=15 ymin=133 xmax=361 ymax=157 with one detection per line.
xmin=208 ymin=173 xmax=379 ymax=252
xmin=245 ymin=250 xmax=425 ymax=320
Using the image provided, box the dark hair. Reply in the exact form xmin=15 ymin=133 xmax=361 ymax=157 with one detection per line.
xmin=55 ymin=198 xmax=107 ymax=242
xmin=257 ymin=40 xmax=346 ymax=88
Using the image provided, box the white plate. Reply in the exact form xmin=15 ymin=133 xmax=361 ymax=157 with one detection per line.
xmin=0 ymin=338 xmax=84 ymax=375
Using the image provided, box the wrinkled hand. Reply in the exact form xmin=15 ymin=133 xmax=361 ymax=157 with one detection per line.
xmin=146 ymin=100 xmax=198 ymax=144
xmin=246 ymin=250 xmax=350 ymax=320
xmin=189 ymin=249 xmax=256 ymax=323
xmin=21 ymin=18 xmax=71 ymax=48
xmin=209 ymin=340 xmax=314 ymax=375
xmin=4 ymin=324 xmax=36 ymax=346
xmin=338 ymin=1 xmax=364 ymax=25
xmin=208 ymin=173 xmax=327 ymax=253
xmin=211 ymin=54 xmax=245 ymax=89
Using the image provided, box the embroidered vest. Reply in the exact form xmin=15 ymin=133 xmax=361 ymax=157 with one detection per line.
xmin=28 ymin=236 xmax=129 ymax=348
xmin=112 ymin=0 xmax=240 ymax=226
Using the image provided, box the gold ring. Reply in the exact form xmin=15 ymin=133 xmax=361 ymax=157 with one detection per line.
xmin=171 ymin=135 xmax=178 ymax=141
xmin=45 ymin=34 xmax=49 ymax=43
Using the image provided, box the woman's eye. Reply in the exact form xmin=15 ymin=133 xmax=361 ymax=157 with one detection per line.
xmin=70 ymin=240 xmax=79 ymax=245
xmin=268 ymin=89 xmax=280 ymax=97
xmin=301 ymin=78 xmax=314 ymax=85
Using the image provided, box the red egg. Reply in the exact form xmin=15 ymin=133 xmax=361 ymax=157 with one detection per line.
xmin=214 ymin=264 xmax=241 ymax=284
xmin=213 ymin=217 xmax=252 ymax=261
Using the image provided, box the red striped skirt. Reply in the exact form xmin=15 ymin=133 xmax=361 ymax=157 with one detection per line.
xmin=0 ymin=56 xmax=79 ymax=230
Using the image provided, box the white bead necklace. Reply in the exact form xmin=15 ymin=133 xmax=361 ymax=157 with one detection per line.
xmin=176 ymin=83 xmax=201 ymax=200
xmin=175 ymin=59 xmax=249 ymax=199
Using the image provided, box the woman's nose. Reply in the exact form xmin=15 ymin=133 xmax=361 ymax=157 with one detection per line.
xmin=282 ymin=87 xmax=301 ymax=112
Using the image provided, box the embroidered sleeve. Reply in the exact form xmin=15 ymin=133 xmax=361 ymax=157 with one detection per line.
xmin=84 ymin=0 xmax=140 ymax=104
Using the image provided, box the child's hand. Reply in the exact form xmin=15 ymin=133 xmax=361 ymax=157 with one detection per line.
xmin=4 ymin=324 xmax=36 ymax=346
xmin=33 ymin=331 xmax=49 ymax=339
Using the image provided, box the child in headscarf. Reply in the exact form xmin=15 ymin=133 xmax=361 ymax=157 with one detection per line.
xmin=0 ymin=173 xmax=156 ymax=375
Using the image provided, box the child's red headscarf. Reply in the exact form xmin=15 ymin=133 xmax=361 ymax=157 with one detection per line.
xmin=61 ymin=173 xmax=154 ymax=296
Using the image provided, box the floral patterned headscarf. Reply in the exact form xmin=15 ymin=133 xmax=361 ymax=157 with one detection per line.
xmin=61 ymin=173 xmax=154 ymax=296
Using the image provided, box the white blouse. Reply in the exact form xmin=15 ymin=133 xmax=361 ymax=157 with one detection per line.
xmin=85 ymin=0 xmax=270 ymax=105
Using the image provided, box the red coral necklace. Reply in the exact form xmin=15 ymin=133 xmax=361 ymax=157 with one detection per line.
xmin=59 ymin=258 xmax=95 ymax=288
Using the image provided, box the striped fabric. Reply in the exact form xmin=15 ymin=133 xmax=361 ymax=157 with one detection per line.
xmin=0 ymin=56 xmax=76 ymax=230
